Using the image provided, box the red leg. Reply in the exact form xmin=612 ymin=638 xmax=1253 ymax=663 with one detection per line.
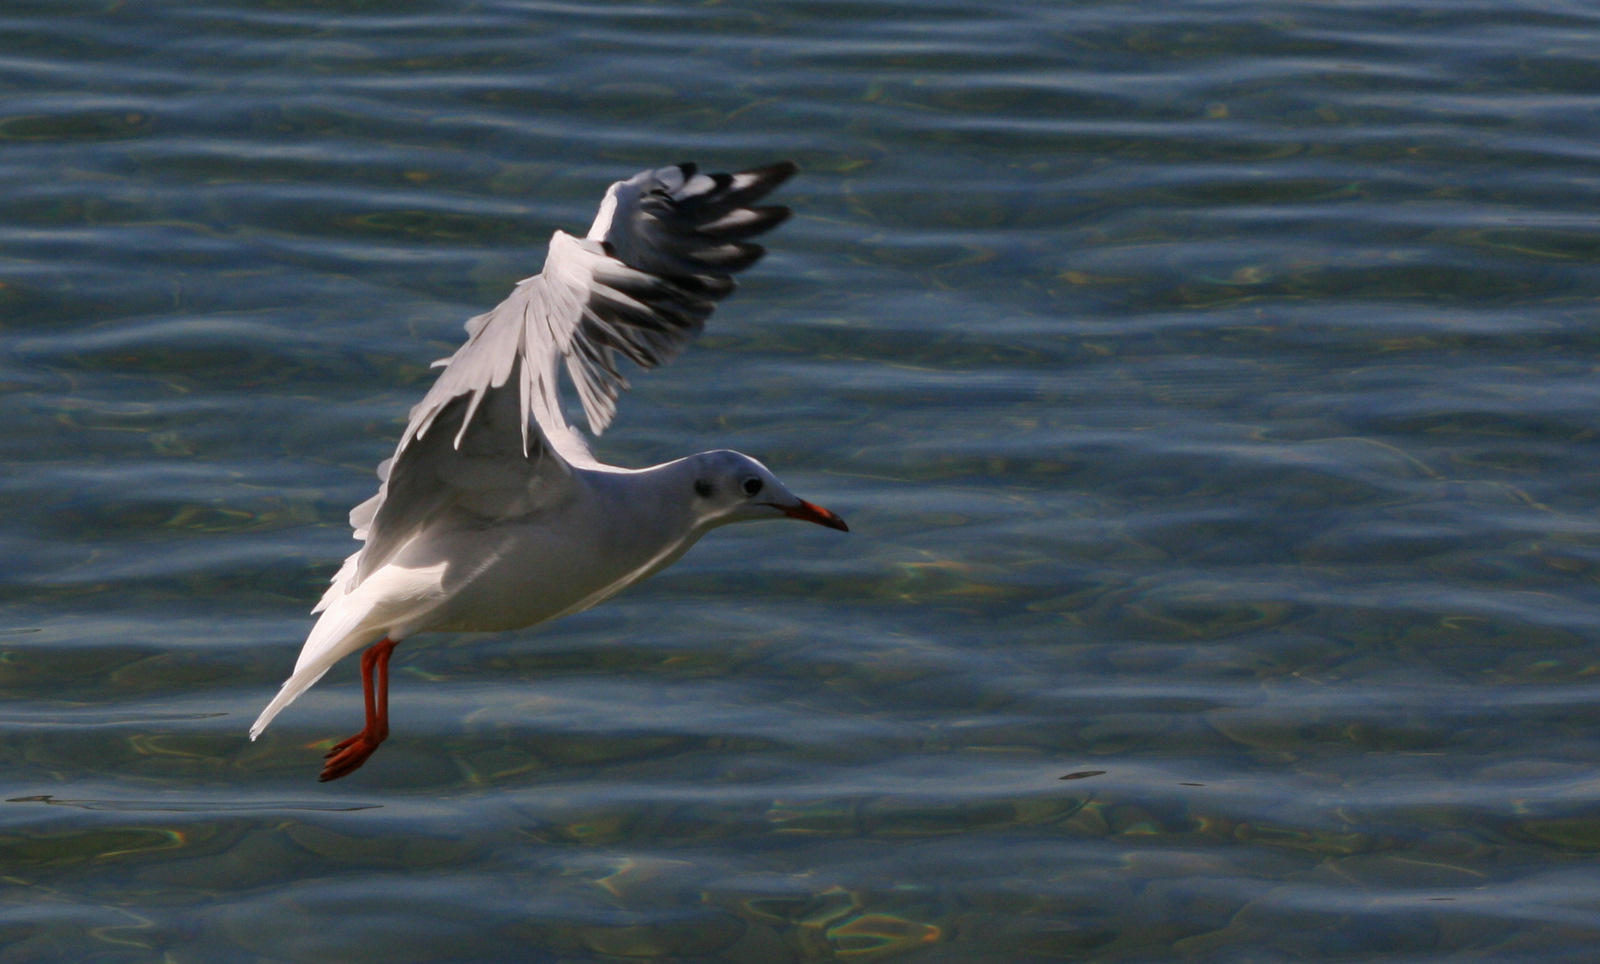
xmin=319 ymin=637 xmax=398 ymax=782
xmin=375 ymin=637 xmax=391 ymax=742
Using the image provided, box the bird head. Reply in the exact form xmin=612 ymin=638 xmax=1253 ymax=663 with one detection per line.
xmin=684 ymin=450 xmax=848 ymax=532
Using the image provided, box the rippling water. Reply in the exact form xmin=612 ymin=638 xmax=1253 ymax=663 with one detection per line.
xmin=6 ymin=0 xmax=1600 ymax=960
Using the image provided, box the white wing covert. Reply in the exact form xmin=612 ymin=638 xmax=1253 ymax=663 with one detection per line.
xmin=330 ymin=160 xmax=798 ymax=591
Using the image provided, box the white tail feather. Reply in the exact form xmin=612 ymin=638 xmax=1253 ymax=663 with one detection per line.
xmin=250 ymin=561 xmax=447 ymax=740
xmin=249 ymin=608 xmax=378 ymax=740
xmin=250 ymin=663 xmax=336 ymax=741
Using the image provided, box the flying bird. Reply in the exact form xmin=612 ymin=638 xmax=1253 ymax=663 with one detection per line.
xmin=250 ymin=161 xmax=846 ymax=780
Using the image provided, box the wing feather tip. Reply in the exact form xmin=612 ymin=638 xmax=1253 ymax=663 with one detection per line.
xmin=747 ymin=159 xmax=799 ymax=183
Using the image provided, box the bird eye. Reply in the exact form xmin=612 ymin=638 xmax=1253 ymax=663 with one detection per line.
xmin=742 ymin=477 xmax=763 ymax=497
xmin=694 ymin=479 xmax=714 ymax=498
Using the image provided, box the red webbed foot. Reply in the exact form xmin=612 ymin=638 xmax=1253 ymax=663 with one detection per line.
xmin=320 ymin=732 xmax=383 ymax=781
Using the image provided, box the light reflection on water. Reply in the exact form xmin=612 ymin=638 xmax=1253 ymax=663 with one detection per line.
xmin=4 ymin=0 xmax=1600 ymax=960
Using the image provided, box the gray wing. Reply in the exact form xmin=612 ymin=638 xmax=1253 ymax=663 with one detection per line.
xmin=327 ymin=160 xmax=798 ymax=594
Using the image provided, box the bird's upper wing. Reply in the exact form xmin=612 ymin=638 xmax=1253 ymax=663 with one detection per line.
xmin=326 ymin=160 xmax=798 ymax=594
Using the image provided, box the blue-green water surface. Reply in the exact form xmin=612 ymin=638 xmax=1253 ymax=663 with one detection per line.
xmin=5 ymin=1 xmax=1600 ymax=961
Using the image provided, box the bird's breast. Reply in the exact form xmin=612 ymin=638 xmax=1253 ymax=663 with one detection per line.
xmin=419 ymin=503 xmax=699 ymax=634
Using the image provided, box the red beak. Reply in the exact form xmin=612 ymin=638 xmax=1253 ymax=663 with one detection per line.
xmin=780 ymin=499 xmax=849 ymax=532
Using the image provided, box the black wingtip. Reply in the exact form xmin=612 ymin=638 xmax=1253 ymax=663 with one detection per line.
xmin=706 ymin=161 xmax=799 ymax=212
xmin=753 ymin=204 xmax=793 ymax=236
xmin=693 ymin=204 xmax=792 ymax=240
xmin=745 ymin=160 xmax=799 ymax=187
xmin=694 ymin=240 xmax=766 ymax=272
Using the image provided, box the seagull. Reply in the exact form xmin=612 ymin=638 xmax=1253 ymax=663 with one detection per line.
xmin=250 ymin=160 xmax=847 ymax=781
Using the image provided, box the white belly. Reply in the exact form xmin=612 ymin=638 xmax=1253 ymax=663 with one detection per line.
xmin=409 ymin=511 xmax=699 ymax=635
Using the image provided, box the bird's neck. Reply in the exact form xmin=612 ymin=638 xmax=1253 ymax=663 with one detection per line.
xmin=562 ymin=460 xmax=711 ymax=595
xmin=580 ymin=457 xmax=709 ymax=545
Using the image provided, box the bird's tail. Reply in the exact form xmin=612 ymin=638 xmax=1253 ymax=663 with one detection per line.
xmin=249 ymin=664 xmax=335 ymax=741
xmin=249 ymin=604 xmax=384 ymax=741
